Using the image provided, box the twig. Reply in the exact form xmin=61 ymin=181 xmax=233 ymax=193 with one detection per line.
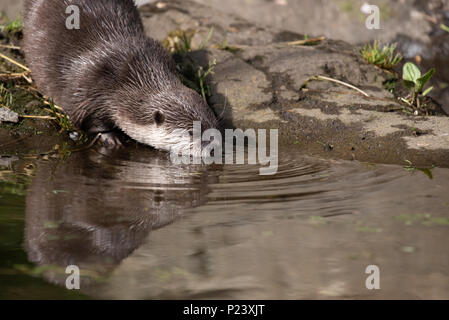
xmin=21 ymin=74 xmax=32 ymax=83
xmin=0 ymin=72 xmax=25 ymax=77
xmin=312 ymin=75 xmax=370 ymax=97
xmin=400 ymin=97 xmax=412 ymax=106
xmin=420 ymin=12 xmax=438 ymax=25
xmin=43 ymin=107 xmax=64 ymax=117
xmin=20 ymin=114 xmax=57 ymax=120
xmin=0 ymin=44 xmax=21 ymax=50
xmin=0 ymin=52 xmax=30 ymax=72
xmin=287 ymin=37 xmax=326 ymax=46
xmin=303 ymin=88 xmax=399 ymax=104
xmin=43 ymin=100 xmax=64 ymax=111
xmin=0 ymin=71 xmax=32 ymax=83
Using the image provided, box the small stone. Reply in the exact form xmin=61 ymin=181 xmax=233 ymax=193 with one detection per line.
xmin=0 ymin=107 xmax=19 ymax=123
xmin=360 ymin=3 xmax=372 ymax=14
xmin=69 ymin=131 xmax=80 ymax=141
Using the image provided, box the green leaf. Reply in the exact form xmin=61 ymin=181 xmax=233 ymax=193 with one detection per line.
xmin=441 ymin=24 xmax=449 ymax=33
xmin=416 ymin=68 xmax=435 ymax=92
xmin=199 ymin=27 xmax=214 ymax=50
xmin=417 ymin=167 xmax=433 ymax=180
xmin=403 ymin=62 xmax=421 ymax=83
xmin=422 ymin=86 xmax=433 ymax=96
xmin=403 ymin=80 xmax=415 ymax=89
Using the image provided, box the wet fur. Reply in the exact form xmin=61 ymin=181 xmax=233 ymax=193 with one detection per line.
xmin=23 ymin=0 xmax=219 ymax=152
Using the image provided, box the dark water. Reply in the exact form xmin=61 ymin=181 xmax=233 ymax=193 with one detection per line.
xmin=1 ymin=147 xmax=449 ymax=299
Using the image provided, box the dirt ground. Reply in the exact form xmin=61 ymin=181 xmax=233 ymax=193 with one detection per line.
xmin=5 ymin=0 xmax=447 ymax=111
xmin=1 ymin=0 xmax=22 ymax=20
xmin=1 ymin=0 xmax=155 ymax=18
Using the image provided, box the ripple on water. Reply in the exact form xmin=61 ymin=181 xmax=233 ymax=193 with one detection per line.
xmin=2 ymin=146 xmax=449 ymax=299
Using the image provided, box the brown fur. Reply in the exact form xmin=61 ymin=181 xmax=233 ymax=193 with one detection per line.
xmin=23 ymin=0 xmax=218 ymax=147
xmin=24 ymin=150 xmax=213 ymax=284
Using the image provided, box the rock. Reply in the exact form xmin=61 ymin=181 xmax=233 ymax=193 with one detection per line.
xmin=0 ymin=107 xmax=19 ymax=123
xmin=1 ymin=0 xmax=23 ymax=22
xmin=140 ymin=0 xmax=449 ymax=167
xmin=139 ymin=0 xmax=279 ymax=46
xmin=191 ymin=0 xmax=434 ymax=45
xmin=187 ymin=0 xmax=449 ymax=121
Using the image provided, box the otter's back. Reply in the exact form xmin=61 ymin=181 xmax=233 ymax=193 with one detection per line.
xmin=23 ymin=0 xmax=145 ymax=104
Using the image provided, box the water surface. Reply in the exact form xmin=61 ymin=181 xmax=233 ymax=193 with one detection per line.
xmin=1 ymin=147 xmax=449 ymax=299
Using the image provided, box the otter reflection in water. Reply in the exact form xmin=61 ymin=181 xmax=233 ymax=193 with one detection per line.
xmin=25 ymin=148 xmax=217 ymax=286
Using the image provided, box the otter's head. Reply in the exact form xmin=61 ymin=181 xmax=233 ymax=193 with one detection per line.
xmin=116 ymin=86 xmax=220 ymax=157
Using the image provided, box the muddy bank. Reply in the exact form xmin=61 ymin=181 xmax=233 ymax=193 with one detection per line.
xmin=191 ymin=0 xmax=444 ymax=45
xmin=2 ymin=1 xmax=449 ymax=301
xmin=139 ymin=0 xmax=449 ymax=167
xmin=190 ymin=0 xmax=449 ymax=112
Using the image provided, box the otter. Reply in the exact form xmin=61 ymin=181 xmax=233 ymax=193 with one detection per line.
xmin=24 ymin=149 xmax=214 ymax=287
xmin=23 ymin=0 xmax=219 ymax=154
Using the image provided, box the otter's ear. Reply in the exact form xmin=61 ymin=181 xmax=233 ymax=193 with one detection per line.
xmin=153 ymin=110 xmax=165 ymax=126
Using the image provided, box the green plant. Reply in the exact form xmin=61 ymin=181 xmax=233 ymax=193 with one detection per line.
xmin=178 ymin=59 xmax=216 ymax=101
xmin=402 ymin=62 xmax=435 ymax=109
xmin=404 ymin=160 xmax=434 ymax=179
xmin=360 ymin=40 xmax=403 ymax=69
xmin=163 ymin=27 xmax=214 ymax=54
xmin=163 ymin=29 xmax=195 ymax=54
xmin=199 ymin=27 xmax=214 ymax=50
xmin=48 ymin=99 xmax=74 ymax=132
xmin=340 ymin=0 xmax=354 ymax=13
xmin=196 ymin=59 xmax=217 ymax=100
xmin=382 ymin=78 xmax=398 ymax=93
xmin=0 ymin=84 xmax=14 ymax=108
xmin=0 ymin=16 xmax=22 ymax=34
xmin=214 ymin=40 xmax=241 ymax=54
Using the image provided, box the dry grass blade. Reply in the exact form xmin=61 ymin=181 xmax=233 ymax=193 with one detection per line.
xmin=0 ymin=71 xmax=32 ymax=83
xmin=20 ymin=115 xmax=57 ymax=120
xmin=287 ymin=37 xmax=326 ymax=46
xmin=314 ymin=76 xmax=370 ymax=97
xmin=0 ymin=72 xmax=24 ymax=80
xmin=42 ymin=100 xmax=63 ymax=111
xmin=0 ymin=44 xmax=21 ymax=50
xmin=0 ymin=52 xmax=30 ymax=72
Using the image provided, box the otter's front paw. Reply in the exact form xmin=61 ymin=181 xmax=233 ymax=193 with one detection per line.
xmin=99 ymin=132 xmax=123 ymax=147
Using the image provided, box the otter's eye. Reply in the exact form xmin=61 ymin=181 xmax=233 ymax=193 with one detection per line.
xmin=153 ymin=110 xmax=165 ymax=126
